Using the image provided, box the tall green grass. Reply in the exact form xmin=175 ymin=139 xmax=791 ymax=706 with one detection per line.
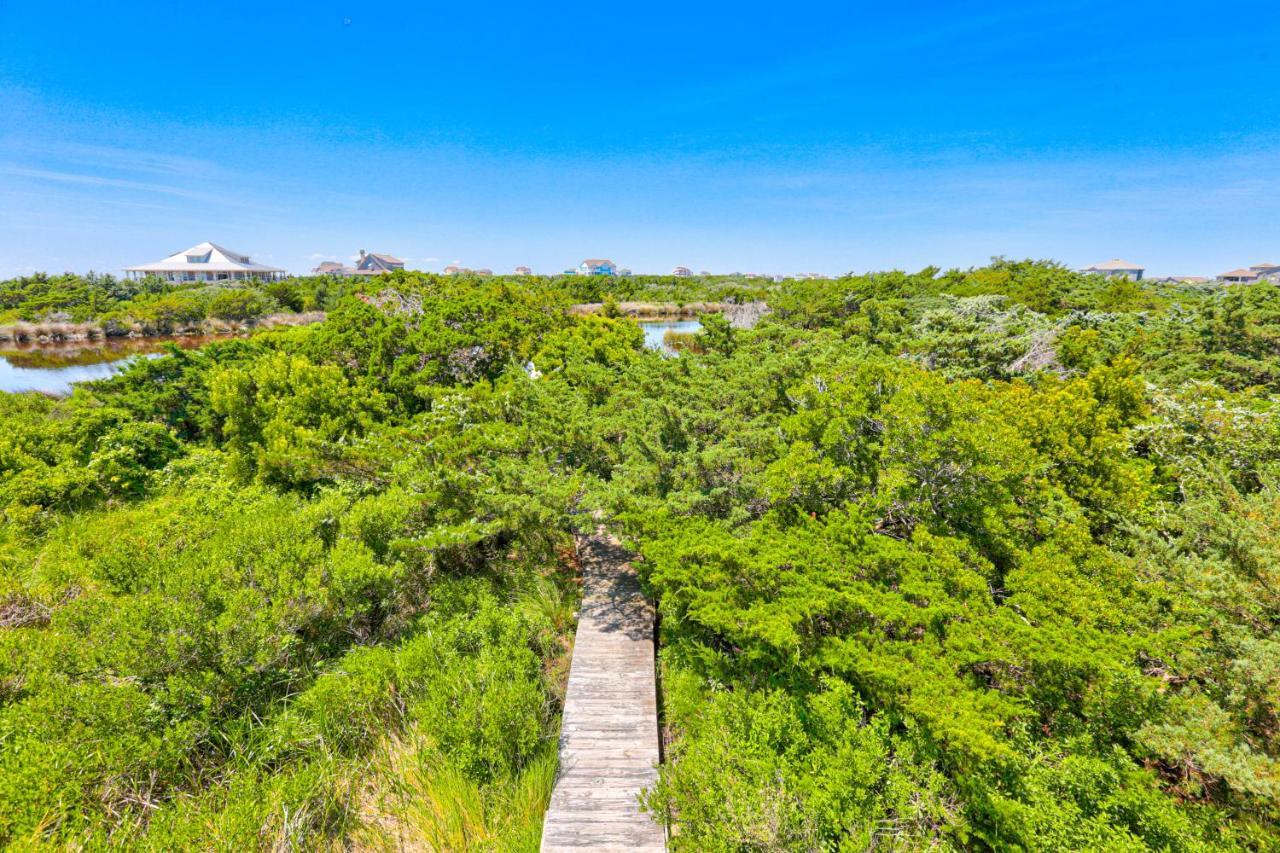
xmin=356 ymin=732 xmax=558 ymax=851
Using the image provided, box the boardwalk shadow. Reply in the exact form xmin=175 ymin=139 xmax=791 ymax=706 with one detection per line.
xmin=577 ymin=534 xmax=654 ymax=642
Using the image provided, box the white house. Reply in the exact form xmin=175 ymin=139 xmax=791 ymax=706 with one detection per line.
xmin=1080 ymin=259 xmax=1145 ymax=280
xmin=126 ymin=241 xmax=286 ymax=282
xmin=578 ymin=259 xmax=617 ymax=276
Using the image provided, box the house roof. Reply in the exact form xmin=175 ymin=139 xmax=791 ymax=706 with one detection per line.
xmin=580 ymin=259 xmax=614 ymax=267
xmin=368 ymin=253 xmax=403 ymax=264
xmin=1249 ymin=262 xmax=1278 ymax=270
xmin=1084 ymin=258 xmax=1144 ymax=271
xmin=1219 ymin=268 xmax=1259 ymax=278
xmin=127 ymin=241 xmax=284 ymax=273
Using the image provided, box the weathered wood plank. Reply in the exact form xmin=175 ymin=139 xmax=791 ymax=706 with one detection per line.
xmin=540 ymin=528 xmax=667 ymax=852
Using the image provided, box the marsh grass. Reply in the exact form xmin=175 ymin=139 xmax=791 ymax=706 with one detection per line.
xmin=662 ymin=330 xmax=705 ymax=354
xmin=354 ymin=732 xmax=557 ymax=852
xmin=568 ymin=301 xmax=724 ymax=320
xmin=0 ymin=311 xmax=325 ymax=344
xmin=0 ymin=321 xmax=101 ymax=343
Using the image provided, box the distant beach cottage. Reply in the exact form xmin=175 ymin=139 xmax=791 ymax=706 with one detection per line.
xmin=1248 ymin=262 xmax=1280 ymax=281
xmin=1217 ymin=267 xmax=1261 ymax=284
xmin=312 ymin=250 xmax=405 ymax=277
xmin=125 ymin=241 xmax=286 ymax=282
xmin=1150 ymin=275 xmax=1211 ymax=285
xmin=578 ymin=259 xmax=617 ymax=276
xmin=670 ymin=266 xmax=692 ymax=277
xmin=354 ymin=250 xmax=403 ymax=274
xmin=514 ymin=265 xmax=532 ymax=275
xmin=1080 ymin=259 xmax=1145 ymax=280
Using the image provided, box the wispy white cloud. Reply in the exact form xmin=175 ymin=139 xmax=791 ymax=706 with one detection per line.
xmin=55 ymin=142 xmax=226 ymax=178
xmin=0 ymin=165 xmax=256 ymax=207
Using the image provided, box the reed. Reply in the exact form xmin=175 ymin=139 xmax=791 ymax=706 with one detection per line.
xmin=568 ymin=301 xmax=726 ymax=319
xmin=663 ymin=329 xmax=705 ymax=354
xmin=0 ymin=311 xmax=326 ymax=346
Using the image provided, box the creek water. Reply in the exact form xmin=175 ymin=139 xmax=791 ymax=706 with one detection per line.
xmin=2 ymin=322 xmax=704 ymax=395
xmin=639 ymin=319 xmax=702 ymax=352
xmin=0 ymin=337 xmax=211 ymax=395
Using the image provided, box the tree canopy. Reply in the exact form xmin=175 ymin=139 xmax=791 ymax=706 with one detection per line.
xmin=1 ymin=263 xmax=1278 ymax=849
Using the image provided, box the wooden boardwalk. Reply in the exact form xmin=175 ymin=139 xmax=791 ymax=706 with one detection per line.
xmin=541 ymin=529 xmax=667 ymax=852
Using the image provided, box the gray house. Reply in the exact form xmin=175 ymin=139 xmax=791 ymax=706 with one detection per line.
xmin=312 ymin=250 xmax=405 ymax=277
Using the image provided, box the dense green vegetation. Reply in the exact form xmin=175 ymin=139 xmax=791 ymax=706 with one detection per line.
xmin=2 ymin=263 xmax=1279 ymax=849
xmin=0 ymin=272 xmax=352 ymax=335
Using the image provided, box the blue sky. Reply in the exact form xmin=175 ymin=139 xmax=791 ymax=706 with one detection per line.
xmin=2 ymin=0 xmax=1278 ymax=277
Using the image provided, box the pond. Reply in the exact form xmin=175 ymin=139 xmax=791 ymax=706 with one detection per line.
xmin=2 ymin=322 xmax=705 ymax=395
xmin=0 ymin=337 xmax=211 ymax=395
xmin=639 ymin=319 xmax=702 ymax=353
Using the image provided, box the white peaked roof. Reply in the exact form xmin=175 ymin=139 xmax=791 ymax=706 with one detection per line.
xmin=1084 ymin=258 xmax=1144 ymax=271
xmin=126 ymin=241 xmax=285 ymax=273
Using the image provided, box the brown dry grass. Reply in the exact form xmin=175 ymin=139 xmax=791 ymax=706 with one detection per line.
xmin=567 ymin=301 xmax=726 ymax=319
xmin=0 ymin=312 xmax=326 ymax=344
